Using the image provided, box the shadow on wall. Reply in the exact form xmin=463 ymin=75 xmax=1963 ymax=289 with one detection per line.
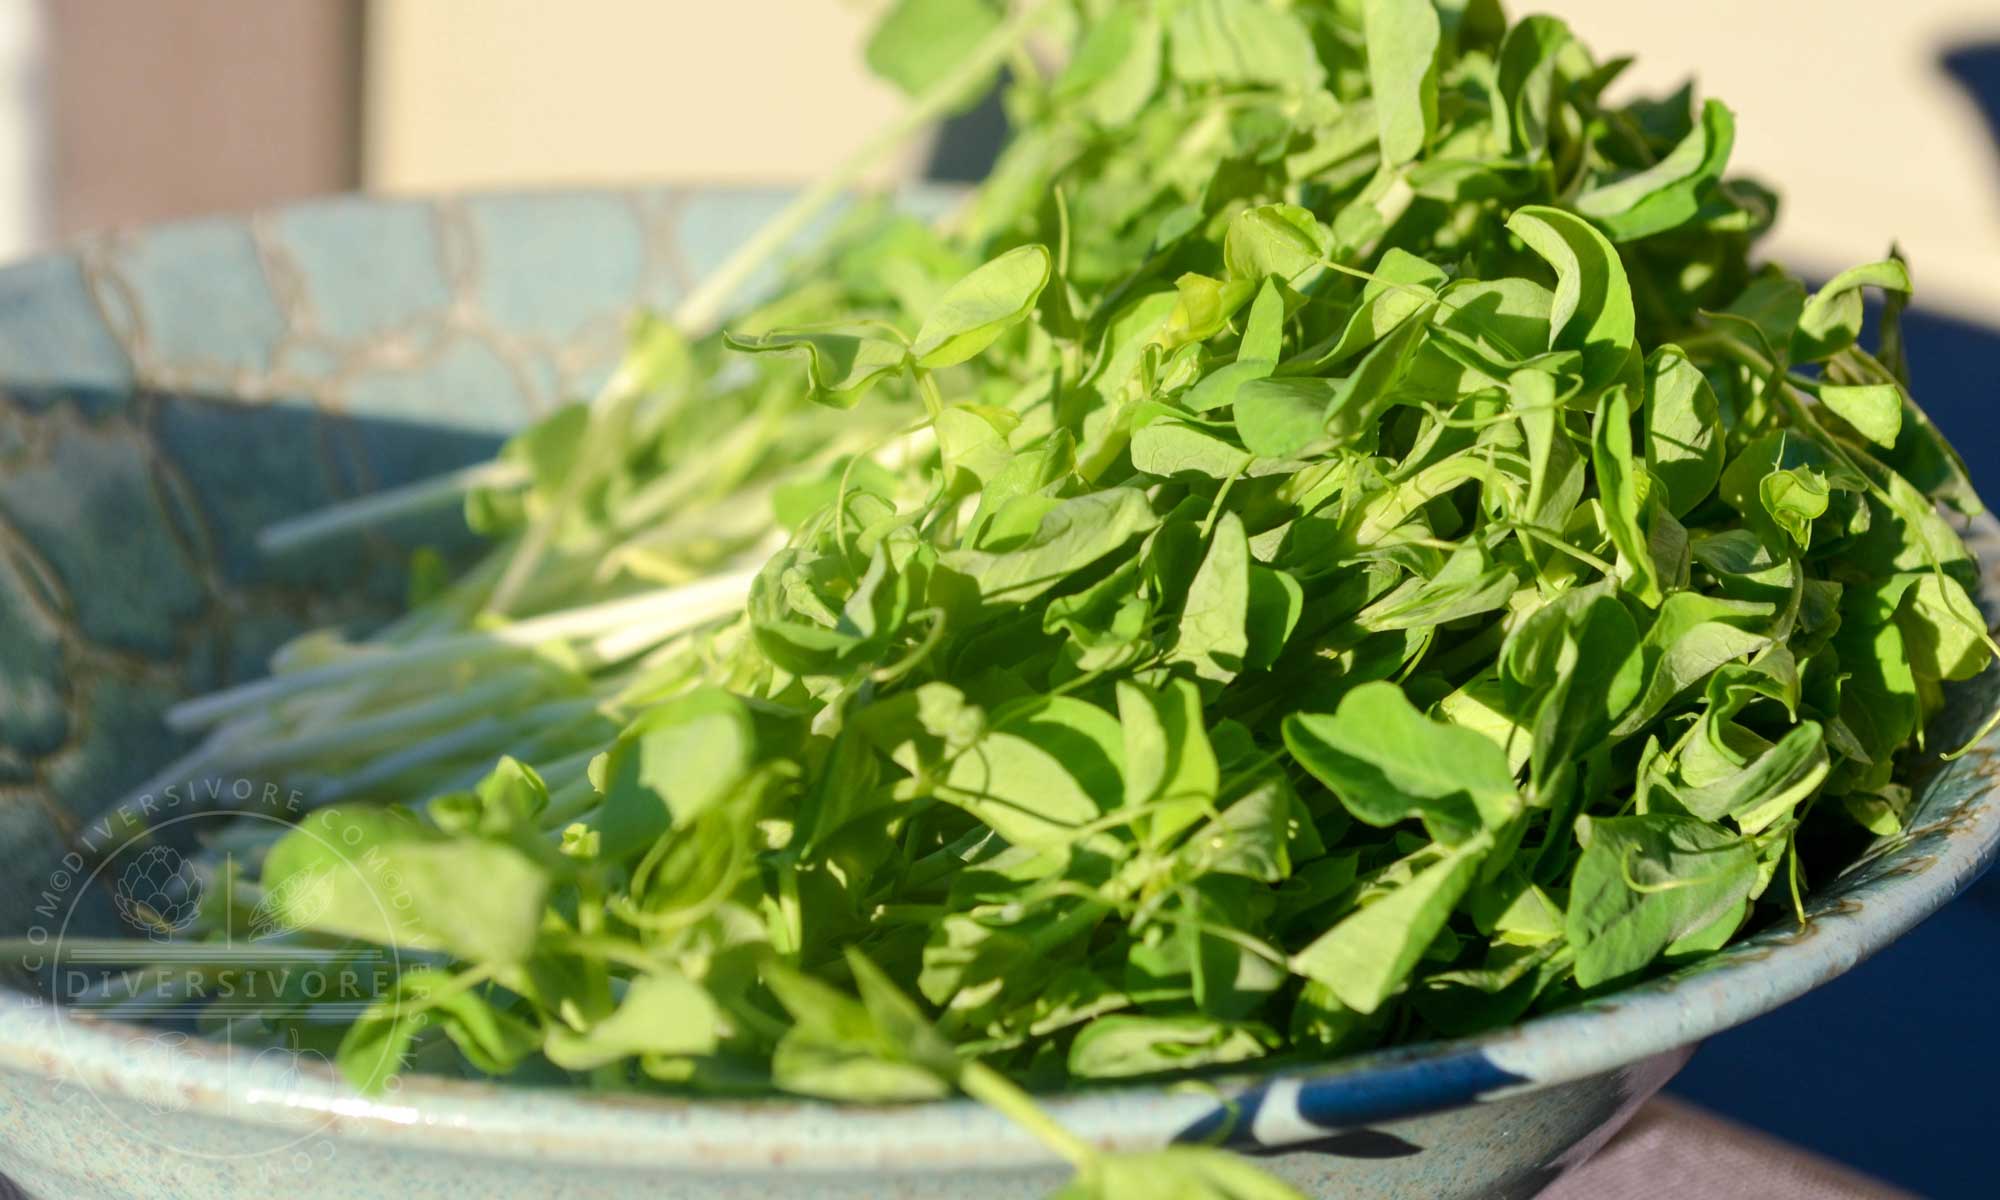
xmin=924 ymin=78 xmax=1010 ymax=182
xmin=1915 ymin=42 xmax=2000 ymax=526
xmin=1942 ymin=43 xmax=2000 ymax=169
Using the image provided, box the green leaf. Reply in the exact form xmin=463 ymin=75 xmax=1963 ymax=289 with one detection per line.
xmin=1794 ymin=259 xmax=1913 ymax=362
xmin=1284 ymin=682 xmax=1520 ymax=843
xmin=1057 ymin=5 xmax=1163 ymax=127
xmin=1834 ymin=577 xmax=1922 ymax=763
xmin=1510 ymin=369 xmax=1584 ymax=563
xmin=1067 ymin=1014 xmax=1278 ymax=1079
xmin=1758 ymin=465 xmax=1830 ymax=550
xmin=1502 ymin=587 xmax=1643 ymax=783
xmin=543 ymin=969 xmax=720 ymax=1070
xmin=1244 ymin=566 xmax=1304 ymax=671
xmin=1163 ymin=273 xmax=1259 ymax=347
xmin=1721 ymin=269 xmax=1808 ymax=366
xmin=1224 ymin=204 xmax=1330 ymax=283
xmin=939 ymin=695 xmax=1124 ymax=847
xmin=1436 ymin=277 xmax=1555 ymax=373
xmin=1323 ymin=300 xmax=1436 ymax=443
xmin=1642 ymin=346 xmax=1723 ymax=516
xmin=1506 ymin=206 xmax=1637 ymax=394
xmin=1167 ymin=0 xmax=1325 ymax=91
xmin=262 ymin=807 xmax=549 ymax=965
xmin=1237 ymin=277 xmax=1287 ymax=365
xmin=1233 ymin=377 xmax=1331 ymax=458
xmin=1566 ymin=813 xmax=1757 ymax=987
xmin=1593 ymin=387 xmax=1664 ymax=606
xmin=1054 ymin=1147 xmax=1307 ymax=1200
xmin=722 ymin=326 xmax=907 ymax=408
xmin=844 ymin=948 xmax=962 ymax=1080
xmin=1615 ymin=592 xmax=1775 ymax=735
xmin=1492 ymin=15 xmax=1572 ymax=157
xmin=1169 ymin=511 xmax=1252 ymax=683
xmin=594 ymin=688 xmax=756 ymax=857
xmin=864 ymin=0 xmax=1002 ymax=109
xmin=1672 ymin=719 xmax=1829 ymax=833
xmin=1365 ymin=0 xmax=1442 ymax=165
xmin=337 ymin=967 xmax=543 ymax=1090
xmin=431 ymin=755 xmax=549 ymax=838
xmin=1575 ymin=100 xmax=1736 ymax=241
xmin=1118 ymin=677 xmax=1220 ymax=848
xmin=1291 ymin=834 xmax=1491 ymax=1013
xmin=1291 ymin=248 xmax=1447 ymax=374
xmin=1896 ymin=572 xmax=1992 ymax=683
xmin=765 ymin=963 xmax=951 ymax=1102
xmin=912 ymin=245 xmax=1053 ymax=368
xmin=1355 ymin=543 xmax=1519 ymax=631
xmin=1130 ymin=420 xmax=1253 ymax=480
xmin=1192 ymin=774 xmax=1298 ymax=883
xmin=1819 ymin=383 xmax=1903 ymax=449
xmin=942 ymin=488 xmax=1159 ymax=603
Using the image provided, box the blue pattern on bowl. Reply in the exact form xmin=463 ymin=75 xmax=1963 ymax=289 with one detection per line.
xmin=0 ymin=186 xmax=1993 ymax=1199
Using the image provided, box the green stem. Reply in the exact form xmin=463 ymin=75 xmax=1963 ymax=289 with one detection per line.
xmin=538 ymin=775 xmax=603 ymax=831
xmin=958 ymin=1061 xmax=1099 ymax=1170
xmin=668 ymin=0 xmax=1054 ymax=334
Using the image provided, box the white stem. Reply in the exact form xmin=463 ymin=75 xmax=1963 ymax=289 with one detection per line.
xmin=257 ymin=460 xmax=529 ymax=556
xmin=579 ymin=614 xmax=706 ymax=667
xmin=166 ymin=570 xmax=757 ymax=732
xmin=307 ymin=695 xmax=592 ymax=807
xmin=218 ymin=670 xmax=550 ymax=774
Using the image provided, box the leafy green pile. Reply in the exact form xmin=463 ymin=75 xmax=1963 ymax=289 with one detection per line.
xmin=98 ymin=1 xmax=2000 ymax=1194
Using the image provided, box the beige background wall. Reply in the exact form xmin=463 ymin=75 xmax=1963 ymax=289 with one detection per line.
xmin=1531 ymin=1 xmax=2000 ymax=319
xmin=363 ymin=0 xmax=921 ymax=191
xmin=364 ymin=0 xmax=2000 ymax=319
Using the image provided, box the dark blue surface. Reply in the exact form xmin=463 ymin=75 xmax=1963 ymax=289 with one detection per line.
xmin=1669 ymin=884 xmax=2000 ymax=1199
xmin=1943 ymin=44 xmax=2000 ymax=154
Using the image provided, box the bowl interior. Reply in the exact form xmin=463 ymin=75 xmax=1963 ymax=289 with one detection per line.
xmin=0 ymin=186 xmax=858 ymax=929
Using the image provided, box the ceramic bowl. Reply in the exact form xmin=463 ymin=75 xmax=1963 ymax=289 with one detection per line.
xmin=0 ymin=188 xmax=1995 ymax=1200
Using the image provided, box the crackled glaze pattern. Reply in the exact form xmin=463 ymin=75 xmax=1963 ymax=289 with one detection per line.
xmin=0 ymin=187 xmax=836 ymax=861
xmin=0 ymin=189 xmax=1995 ymax=1200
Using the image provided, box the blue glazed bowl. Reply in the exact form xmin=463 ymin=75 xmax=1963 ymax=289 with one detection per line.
xmin=0 ymin=188 xmax=1995 ymax=1199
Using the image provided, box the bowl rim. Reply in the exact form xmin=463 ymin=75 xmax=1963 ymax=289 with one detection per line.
xmin=0 ymin=187 xmax=1996 ymax=1171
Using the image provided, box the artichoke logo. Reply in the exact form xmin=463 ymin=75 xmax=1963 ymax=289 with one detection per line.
xmin=111 ymin=844 xmax=203 ymax=940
